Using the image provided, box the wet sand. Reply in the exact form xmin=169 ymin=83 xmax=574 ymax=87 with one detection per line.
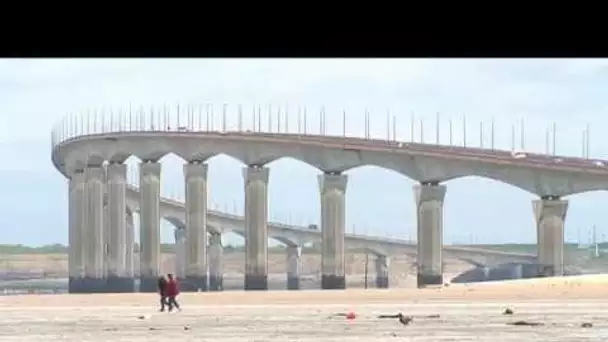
xmin=2 ymin=275 xmax=608 ymax=341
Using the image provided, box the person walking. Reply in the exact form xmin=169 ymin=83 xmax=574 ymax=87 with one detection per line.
xmin=157 ymin=275 xmax=168 ymax=312
xmin=165 ymin=273 xmax=181 ymax=312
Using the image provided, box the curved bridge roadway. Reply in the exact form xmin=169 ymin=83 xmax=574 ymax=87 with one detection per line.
xmin=124 ymin=185 xmax=537 ymax=263
xmin=53 ymin=127 xmax=608 ymax=291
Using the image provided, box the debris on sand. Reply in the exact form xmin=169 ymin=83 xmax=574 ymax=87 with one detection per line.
xmin=148 ymin=327 xmax=159 ymax=331
xmin=184 ymin=325 xmax=191 ymax=330
xmin=507 ymin=320 xmax=544 ymax=326
xmin=398 ymin=315 xmax=413 ymax=326
xmin=425 ymin=314 xmax=441 ymax=319
xmin=329 ymin=312 xmax=356 ymax=320
xmin=377 ymin=313 xmax=413 ymax=326
xmin=581 ymin=322 xmax=593 ymax=328
xmin=137 ymin=315 xmax=151 ymax=320
xmin=329 ymin=313 xmax=348 ymax=318
xmin=503 ymin=308 xmax=514 ymax=315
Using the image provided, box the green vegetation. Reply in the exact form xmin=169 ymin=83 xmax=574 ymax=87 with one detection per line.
xmin=0 ymin=244 xmax=68 ymax=254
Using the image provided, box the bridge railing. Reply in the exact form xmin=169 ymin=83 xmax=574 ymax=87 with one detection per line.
xmin=51 ymin=104 xmax=605 ymax=171
xmin=51 ymin=104 xmax=403 ymax=150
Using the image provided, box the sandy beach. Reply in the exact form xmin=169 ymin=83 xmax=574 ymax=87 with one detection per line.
xmin=2 ymin=275 xmax=608 ymax=341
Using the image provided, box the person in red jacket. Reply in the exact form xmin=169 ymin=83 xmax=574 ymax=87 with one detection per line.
xmin=165 ymin=274 xmax=181 ymax=312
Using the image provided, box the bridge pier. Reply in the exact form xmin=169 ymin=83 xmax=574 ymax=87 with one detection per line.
xmin=414 ymin=183 xmax=446 ymax=288
xmin=209 ymin=232 xmax=223 ymax=291
xmin=174 ymin=227 xmax=186 ymax=281
xmin=125 ymin=209 xmax=135 ymax=292
xmin=243 ymin=166 xmax=269 ymax=291
xmin=68 ymin=169 xmax=86 ymax=293
xmin=319 ymin=173 xmax=348 ymax=290
xmin=183 ymin=162 xmax=209 ymax=292
xmin=286 ymin=245 xmax=301 ymax=290
xmin=375 ymin=255 xmax=390 ymax=288
xmin=83 ymin=165 xmax=106 ymax=293
xmin=139 ymin=162 xmax=162 ymax=292
xmin=533 ymin=198 xmax=568 ymax=277
xmin=105 ymin=163 xmax=131 ymax=292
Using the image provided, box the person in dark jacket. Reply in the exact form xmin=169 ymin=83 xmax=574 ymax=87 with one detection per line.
xmin=157 ymin=275 xmax=168 ymax=312
xmin=165 ymin=273 xmax=181 ymax=312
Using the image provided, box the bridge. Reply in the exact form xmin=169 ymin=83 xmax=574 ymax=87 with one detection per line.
xmin=125 ymin=185 xmax=537 ymax=259
xmin=51 ymin=107 xmax=608 ymax=293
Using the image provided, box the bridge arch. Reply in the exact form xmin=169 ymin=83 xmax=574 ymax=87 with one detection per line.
xmin=344 ymin=164 xmax=414 ymax=240
xmin=265 ymin=156 xmax=320 ymax=228
xmin=442 ymin=175 xmax=536 ymax=245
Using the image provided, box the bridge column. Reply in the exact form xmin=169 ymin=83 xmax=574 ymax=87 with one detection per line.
xmin=414 ymin=183 xmax=446 ymax=288
xmin=286 ymin=245 xmax=302 ymax=290
xmin=125 ymin=209 xmax=135 ymax=292
xmin=533 ymin=198 xmax=568 ymax=277
xmin=183 ymin=162 xmax=209 ymax=292
xmin=83 ymin=165 xmax=106 ymax=293
xmin=68 ymin=169 xmax=86 ymax=293
xmin=209 ymin=232 xmax=223 ymax=291
xmin=375 ymin=255 xmax=390 ymax=288
xmin=174 ymin=227 xmax=186 ymax=280
xmin=105 ymin=162 xmax=131 ymax=292
xmin=319 ymin=173 xmax=348 ymax=290
xmin=139 ymin=161 xmax=161 ymax=292
xmin=243 ymin=166 xmax=269 ymax=290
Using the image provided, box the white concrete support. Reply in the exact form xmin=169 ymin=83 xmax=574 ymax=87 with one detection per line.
xmin=318 ymin=173 xmax=348 ymax=290
xmin=243 ymin=165 xmax=270 ymax=290
xmin=139 ymin=161 xmax=161 ymax=292
xmin=103 ymin=203 xmax=109 ymax=280
xmin=208 ymin=232 xmax=223 ymax=291
xmin=414 ymin=183 xmax=446 ymax=287
xmin=125 ymin=209 xmax=134 ymax=284
xmin=286 ymin=245 xmax=302 ymax=290
xmin=375 ymin=255 xmax=390 ymax=288
xmin=174 ymin=227 xmax=186 ymax=280
xmin=183 ymin=162 xmax=209 ymax=291
xmin=533 ymin=198 xmax=568 ymax=277
xmin=68 ymin=169 xmax=86 ymax=293
xmin=106 ymin=162 xmax=130 ymax=292
xmin=83 ymin=165 xmax=106 ymax=293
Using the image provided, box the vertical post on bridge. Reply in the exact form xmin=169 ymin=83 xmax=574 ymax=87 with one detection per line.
xmin=386 ymin=109 xmax=390 ymax=141
xmin=435 ymin=112 xmax=440 ymax=145
xmin=238 ymin=104 xmax=243 ymax=132
xmin=207 ymin=104 xmax=211 ymax=132
xmin=479 ymin=122 xmax=483 ymax=148
xmin=303 ymin=106 xmax=307 ymax=135
xmin=268 ymin=104 xmax=272 ymax=133
xmin=552 ymin=122 xmax=556 ymax=155
xmin=491 ymin=118 xmax=495 ymax=150
xmin=342 ymin=109 xmax=346 ymax=137
xmin=462 ymin=114 xmax=466 ymax=148
xmin=520 ymin=117 xmax=525 ymax=150
xmin=285 ymin=105 xmax=289 ymax=133
xmin=392 ymin=115 xmax=396 ymax=141
xmin=223 ymin=103 xmax=227 ymax=132
xmin=410 ymin=112 xmax=415 ymax=143
xmin=449 ymin=119 xmax=453 ymax=146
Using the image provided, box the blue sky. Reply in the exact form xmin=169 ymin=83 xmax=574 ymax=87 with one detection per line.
xmin=2 ymin=58 xmax=608 ymax=247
